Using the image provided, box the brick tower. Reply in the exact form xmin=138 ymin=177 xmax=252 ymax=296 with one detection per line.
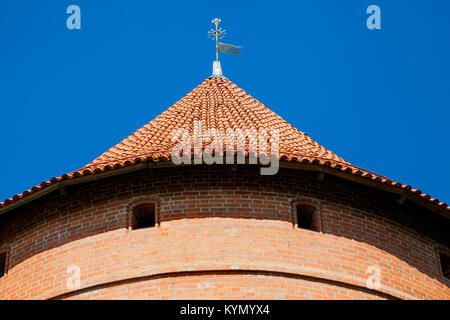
xmin=0 ymin=76 xmax=449 ymax=299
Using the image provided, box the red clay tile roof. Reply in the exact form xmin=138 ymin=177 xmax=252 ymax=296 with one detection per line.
xmin=85 ymin=77 xmax=348 ymax=169
xmin=0 ymin=77 xmax=448 ymax=212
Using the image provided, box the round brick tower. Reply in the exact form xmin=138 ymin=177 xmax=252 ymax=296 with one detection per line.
xmin=0 ymin=77 xmax=449 ymax=300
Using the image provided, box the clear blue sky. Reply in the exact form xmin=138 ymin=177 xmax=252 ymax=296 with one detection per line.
xmin=1 ymin=1 xmax=449 ymax=204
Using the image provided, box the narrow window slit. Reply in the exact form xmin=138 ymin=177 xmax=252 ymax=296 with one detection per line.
xmin=296 ymin=204 xmax=319 ymax=231
xmin=0 ymin=251 xmax=7 ymax=278
xmin=440 ymin=252 xmax=450 ymax=279
xmin=132 ymin=203 xmax=156 ymax=230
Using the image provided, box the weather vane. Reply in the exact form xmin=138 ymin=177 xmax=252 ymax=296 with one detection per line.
xmin=208 ymin=18 xmax=227 ymax=61
xmin=208 ymin=18 xmax=241 ymax=64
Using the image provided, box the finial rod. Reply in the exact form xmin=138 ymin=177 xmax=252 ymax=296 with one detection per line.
xmin=212 ymin=18 xmax=221 ymax=61
xmin=208 ymin=18 xmax=226 ymax=62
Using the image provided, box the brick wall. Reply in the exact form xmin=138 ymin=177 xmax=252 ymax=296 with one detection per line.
xmin=0 ymin=165 xmax=448 ymax=299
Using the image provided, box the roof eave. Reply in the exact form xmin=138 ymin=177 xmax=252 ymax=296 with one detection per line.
xmin=0 ymin=160 xmax=448 ymax=219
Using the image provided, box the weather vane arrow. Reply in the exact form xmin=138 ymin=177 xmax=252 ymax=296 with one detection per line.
xmin=208 ymin=18 xmax=242 ymax=78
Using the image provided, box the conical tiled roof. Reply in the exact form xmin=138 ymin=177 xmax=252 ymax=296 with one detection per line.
xmin=84 ymin=77 xmax=349 ymax=170
xmin=1 ymin=77 xmax=448 ymax=213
